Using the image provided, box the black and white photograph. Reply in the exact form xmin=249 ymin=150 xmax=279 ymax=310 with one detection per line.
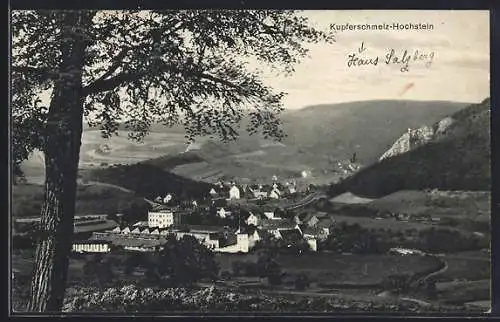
xmin=10 ymin=8 xmax=492 ymax=315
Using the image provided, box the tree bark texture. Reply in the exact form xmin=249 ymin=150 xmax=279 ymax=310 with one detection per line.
xmin=27 ymin=12 xmax=92 ymax=312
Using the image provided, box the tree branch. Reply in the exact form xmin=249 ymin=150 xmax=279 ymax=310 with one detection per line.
xmin=83 ymin=64 xmax=247 ymax=97
xmin=90 ymin=47 xmax=132 ymax=85
xmin=12 ymin=66 xmax=58 ymax=79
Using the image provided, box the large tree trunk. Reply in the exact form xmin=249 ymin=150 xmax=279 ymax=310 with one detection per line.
xmin=27 ymin=12 xmax=91 ymax=312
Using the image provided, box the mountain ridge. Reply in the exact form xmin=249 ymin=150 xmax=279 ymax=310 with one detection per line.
xmin=329 ymin=98 xmax=491 ymax=198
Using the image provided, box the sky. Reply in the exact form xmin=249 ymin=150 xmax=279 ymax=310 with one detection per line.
xmin=33 ymin=10 xmax=490 ymax=111
xmin=260 ymin=10 xmax=490 ymax=109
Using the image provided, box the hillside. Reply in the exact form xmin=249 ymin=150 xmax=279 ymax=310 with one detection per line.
xmin=329 ymin=98 xmax=491 ymax=198
xmin=20 ymin=99 xmax=467 ymax=185
xmin=168 ymin=100 xmax=468 ymax=183
xmin=12 ymin=183 xmax=148 ymax=218
xmin=281 ymin=100 xmax=467 ymax=164
xmin=80 ymin=161 xmax=214 ymax=200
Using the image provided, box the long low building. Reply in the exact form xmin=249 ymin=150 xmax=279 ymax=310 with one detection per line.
xmin=72 ymin=239 xmax=112 ymax=253
xmin=89 ymin=222 xmax=255 ymax=253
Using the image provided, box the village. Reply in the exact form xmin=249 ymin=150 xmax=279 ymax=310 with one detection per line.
xmin=71 ymin=176 xmax=336 ymax=255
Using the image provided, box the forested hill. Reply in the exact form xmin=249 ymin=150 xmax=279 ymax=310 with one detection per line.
xmin=328 ymin=98 xmax=491 ymax=198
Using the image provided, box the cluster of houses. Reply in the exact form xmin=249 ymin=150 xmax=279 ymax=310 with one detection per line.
xmin=151 ymin=178 xmax=299 ymax=207
xmin=72 ymin=203 xmax=337 ymax=254
xmin=377 ymin=211 xmax=441 ymax=224
xmin=71 ymin=175 xmax=337 ymax=255
xmin=208 ymin=180 xmax=294 ymax=201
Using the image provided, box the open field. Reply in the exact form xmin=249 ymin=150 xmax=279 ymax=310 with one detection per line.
xmin=216 ymin=252 xmax=442 ymax=286
xmin=435 ymin=253 xmax=490 ymax=283
xmin=326 ymin=190 xmax=490 ymax=236
xmin=436 ymin=279 xmax=490 ymax=306
xmin=11 ymin=183 xmax=146 ymax=219
xmin=366 ymin=190 xmax=490 ymax=220
xmin=20 ymin=100 xmax=468 ymax=186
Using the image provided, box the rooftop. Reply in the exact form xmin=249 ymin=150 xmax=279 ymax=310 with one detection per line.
xmin=259 ymin=219 xmax=296 ymax=230
xmin=173 ymin=225 xmax=228 ymax=233
xmin=73 ymin=239 xmax=112 ymax=245
xmin=279 ymin=229 xmax=303 ymax=242
xmin=303 ymin=226 xmax=325 ymax=236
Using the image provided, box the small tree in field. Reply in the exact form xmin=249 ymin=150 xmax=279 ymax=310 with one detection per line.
xmin=295 ymin=273 xmax=310 ymax=291
xmin=151 ymin=235 xmax=220 ymax=286
xmin=12 ymin=9 xmax=334 ymax=311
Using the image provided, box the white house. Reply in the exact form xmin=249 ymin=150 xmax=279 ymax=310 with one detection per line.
xmin=248 ymin=230 xmax=261 ymax=248
xmin=252 ymin=190 xmax=268 ymax=199
xmin=260 ymin=220 xmax=302 ymax=239
xmin=111 ymin=226 xmax=121 ymax=233
xmin=263 ymin=211 xmax=275 ymax=220
xmin=217 ymin=207 xmax=231 ymax=218
xmin=209 ymin=188 xmax=217 ymax=196
xmin=217 ymin=233 xmax=249 ymax=253
xmin=163 ymin=193 xmax=173 ymax=204
xmin=269 ymin=188 xmax=281 ymax=199
xmin=304 ymin=236 xmax=318 ymax=252
xmin=148 ymin=210 xmax=176 ymax=228
xmin=389 ymin=248 xmax=425 ymax=256
xmin=72 ymin=240 xmax=111 ymax=253
xmin=235 ymin=227 xmax=261 ymax=249
xmin=229 ymin=185 xmax=241 ymax=200
xmin=245 ymin=212 xmax=259 ymax=226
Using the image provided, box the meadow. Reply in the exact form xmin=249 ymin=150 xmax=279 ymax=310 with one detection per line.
xmin=215 ymin=252 xmax=442 ymax=286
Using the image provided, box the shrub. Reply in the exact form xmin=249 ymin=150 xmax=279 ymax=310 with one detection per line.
xmin=295 ymin=273 xmax=310 ymax=291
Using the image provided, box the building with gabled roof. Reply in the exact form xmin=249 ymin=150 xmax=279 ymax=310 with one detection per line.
xmin=211 ymin=197 xmax=228 ymax=208
xmin=302 ymin=226 xmax=329 ymax=241
xmin=269 ymin=188 xmax=281 ymax=199
xmin=229 ymin=185 xmax=241 ymax=200
xmin=258 ymin=219 xmax=302 ymax=239
xmin=72 ymin=239 xmax=111 ymax=253
xmin=245 ymin=212 xmax=260 ymax=226
xmin=304 ymin=236 xmax=318 ymax=252
xmin=148 ymin=210 xmax=183 ymax=228
xmin=133 ymin=221 xmax=149 ymax=227
xmin=279 ymin=229 xmax=303 ymax=244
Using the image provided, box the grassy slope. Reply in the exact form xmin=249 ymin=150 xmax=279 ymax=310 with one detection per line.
xmin=329 ymin=98 xmax=491 ymax=198
xmin=138 ymin=100 xmax=469 ymax=183
xmin=81 ymin=159 xmax=214 ymax=200
xmin=11 ymin=183 xmax=148 ymax=218
xmin=21 ymin=100 xmax=467 ymax=185
xmin=281 ymin=100 xmax=468 ymax=165
xmin=365 ymin=190 xmax=490 ymax=223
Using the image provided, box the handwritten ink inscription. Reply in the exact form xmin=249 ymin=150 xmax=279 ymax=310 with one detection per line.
xmin=347 ymin=42 xmax=435 ymax=72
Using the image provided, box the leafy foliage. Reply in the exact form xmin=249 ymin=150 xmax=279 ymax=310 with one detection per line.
xmin=155 ymin=235 xmax=220 ymax=286
xmin=60 ymin=284 xmax=475 ymax=313
xmin=12 ymin=10 xmax=335 ymax=169
xmin=319 ymin=222 xmax=388 ymax=254
xmin=294 ymin=273 xmax=310 ymax=291
xmin=123 ymin=235 xmax=220 ymax=287
xmin=82 ymin=254 xmax=116 ymax=289
xmin=81 ymin=163 xmax=213 ymax=200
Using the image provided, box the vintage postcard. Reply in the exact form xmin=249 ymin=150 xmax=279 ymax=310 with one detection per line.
xmin=10 ymin=9 xmax=491 ymax=315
